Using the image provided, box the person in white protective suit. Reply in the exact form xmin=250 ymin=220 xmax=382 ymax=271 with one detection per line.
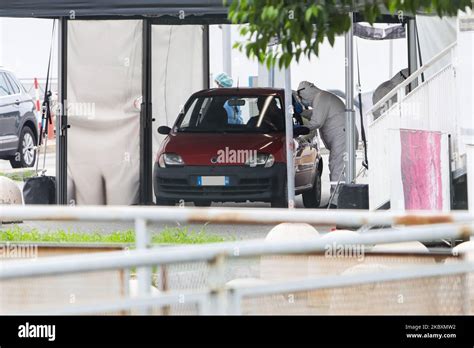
xmin=372 ymin=68 xmax=409 ymax=119
xmin=297 ymin=81 xmax=359 ymax=208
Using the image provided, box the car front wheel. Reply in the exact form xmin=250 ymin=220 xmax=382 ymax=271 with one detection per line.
xmin=302 ymin=173 xmax=322 ymax=208
xmin=10 ymin=126 xmax=36 ymax=168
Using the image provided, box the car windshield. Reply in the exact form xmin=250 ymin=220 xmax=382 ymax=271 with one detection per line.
xmin=176 ymin=95 xmax=285 ymax=133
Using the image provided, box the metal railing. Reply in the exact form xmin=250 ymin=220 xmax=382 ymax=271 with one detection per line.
xmin=366 ymin=43 xmax=458 ymax=210
xmin=0 ymin=205 xmax=473 ymax=315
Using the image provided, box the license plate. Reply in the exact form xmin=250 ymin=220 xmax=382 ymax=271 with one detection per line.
xmin=197 ymin=176 xmax=229 ymax=186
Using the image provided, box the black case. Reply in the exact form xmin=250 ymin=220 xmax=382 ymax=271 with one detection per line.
xmin=337 ymin=184 xmax=369 ymax=209
xmin=23 ymin=176 xmax=56 ymax=204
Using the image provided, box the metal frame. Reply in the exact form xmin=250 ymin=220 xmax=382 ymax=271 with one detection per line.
xmin=16 ymin=259 xmax=474 ymax=315
xmin=284 ymin=68 xmax=295 ymax=207
xmin=45 ymin=12 xmax=448 ymax=207
xmin=2 ymin=205 xmax=472 ymax=226
xmin=345 ymin=12 xmax=356 ymax=184
xmin=56 ymin=17 xmax=68 ymax=205
xmin=56 ymin=19 xmax=213 ymax=205
xmin=407 ymin=18 xmax=419 ymax=92
xmin=140 ymin=19 xmax=153 ymax=205
xmin=1 ymin=222 xmax=473 ymax=281
xmin=203 ymin=24 xmax=210 ymax=89
xmin=0 ymin=205 xmax=473 ymax=315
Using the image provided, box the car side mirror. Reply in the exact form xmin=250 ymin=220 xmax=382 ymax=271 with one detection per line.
xmin=293 ymin=126 xmax=310 ymax=137
xmin=158 ymin=126 xmax=171 ymax=135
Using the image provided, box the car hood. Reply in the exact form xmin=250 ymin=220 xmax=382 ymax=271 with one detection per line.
xmin=160 ymin=132 xmax=286 ymax=165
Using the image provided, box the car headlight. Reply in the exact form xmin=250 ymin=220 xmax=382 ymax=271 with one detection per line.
xmin=245 ymin=153 xmax=274 ymax=168
xmin=264 ymin=154 xmax=275 ymax=168
xmin=159 ymin=153 xmax=185 ymax=167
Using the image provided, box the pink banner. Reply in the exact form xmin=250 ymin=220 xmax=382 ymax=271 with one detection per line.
xmin=400 ymin=129 xmax=443 ymax=210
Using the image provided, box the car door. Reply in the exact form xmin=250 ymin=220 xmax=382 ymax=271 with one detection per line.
xmin=294 ymin=135 xmax=318 ymax=190
xmin=6 ymin=72 xmax=35 ymax=128
xmin=0 ymin=72 xmax=19 ymax=153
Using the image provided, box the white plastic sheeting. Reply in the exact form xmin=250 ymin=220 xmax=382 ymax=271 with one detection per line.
xmin=66 ymin=21 xmax=205 ymax=205
xmin=416 ymin=15 xmax=457 ymax=79
xmin=151 ymin=25 xmax=204 ymax=154
xmin=67 ymin=20 xmax=142 ymax=205
xmin=456 ymin=12 xmax=474 ymax=212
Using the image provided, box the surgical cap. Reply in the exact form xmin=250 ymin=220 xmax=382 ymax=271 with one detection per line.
xmin=214 ymin=72 xmax=233 ymax=88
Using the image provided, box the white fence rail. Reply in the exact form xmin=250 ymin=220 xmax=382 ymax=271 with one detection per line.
xmin=1 ymin=205 xmax=473 ymax=315
xmin=1 ymin=205 xmax=473 ymax=225
xmin=367 ymin=43 xmax=459 ymax=210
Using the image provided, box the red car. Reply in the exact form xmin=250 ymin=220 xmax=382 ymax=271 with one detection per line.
xmin=154 ymin=88 xmax=322 ymax=208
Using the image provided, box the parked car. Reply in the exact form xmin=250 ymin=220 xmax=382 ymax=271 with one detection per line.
xmin=154 ymin=88 xmax=322 ymax=208
xmin=0 ymin=68 xmax=38 ymax=168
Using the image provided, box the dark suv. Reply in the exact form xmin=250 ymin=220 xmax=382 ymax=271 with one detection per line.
xmin=0 ymin=68 xmax=38 ymax=168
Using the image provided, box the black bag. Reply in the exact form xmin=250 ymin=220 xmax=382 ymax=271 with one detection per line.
xmin=23 ymin=176 xmax=56 ymax=204
xmin=337 ymin=184 xmax=369 ymax=210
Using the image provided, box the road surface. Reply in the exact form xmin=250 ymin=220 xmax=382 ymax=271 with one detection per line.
xmin=1 ymin=149 xmax=368 ymax=240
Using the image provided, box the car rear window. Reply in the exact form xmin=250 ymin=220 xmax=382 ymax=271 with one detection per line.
xmin=176 ymin=95 xmax=285 ymax=133
xmin=0 ymin=73 xmax=12 ymax=97
xmin=5 ymin=73 xmax=20 ymax=94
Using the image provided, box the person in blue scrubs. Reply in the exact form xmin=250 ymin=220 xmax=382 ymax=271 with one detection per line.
xmin=214 ymin=72 xmax=243 ymax=124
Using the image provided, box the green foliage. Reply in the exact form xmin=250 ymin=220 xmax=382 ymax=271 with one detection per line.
xmin=228 ymin=0 xmax=472 ymax=68
xmin=0 ymin=225 xmax=227 ymax=245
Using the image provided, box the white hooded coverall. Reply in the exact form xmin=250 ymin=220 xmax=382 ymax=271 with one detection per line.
xmin=298 ymin=81 xmax=359 ymax=206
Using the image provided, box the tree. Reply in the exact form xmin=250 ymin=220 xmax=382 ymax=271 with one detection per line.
xmin=228 ymin=0 xmax=472 ymax=68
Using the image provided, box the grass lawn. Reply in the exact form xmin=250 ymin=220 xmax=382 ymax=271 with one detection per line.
xmin=0 ymin=225 xmax=227 ymax=245
xmin=0 ymin=170 xmax=36 ymax=182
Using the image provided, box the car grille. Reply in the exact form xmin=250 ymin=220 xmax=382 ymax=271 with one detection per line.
xmin=157 ymin=177 xmax=271 ymax=196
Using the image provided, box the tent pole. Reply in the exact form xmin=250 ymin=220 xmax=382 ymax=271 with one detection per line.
xmin=389 ymin=40 xmax=394 ymax=78
xmin=269 ymin=46 xmax=275 ymax=87
xmin=284 ymin=67 xmax=295 ymax=208
xmin=257 ymin=45 xmax=275 ymax=87
xmin=407 ymin=18 xmax=418 ymax=92
xmin=203 ymin=25 xmax=210 ymax=88
xmin=345 ymin=12 xmax=356 ymax=185
xmin=57 ymin=17 xmax=68 ymax=205
xmin=140 ymin=19 xmax=153 ymax=205
xmin=222 ymin=25 xmax=232 ymax=76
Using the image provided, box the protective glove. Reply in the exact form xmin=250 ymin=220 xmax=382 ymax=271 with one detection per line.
xmin=301 ymin=109 xmax=313 ymax=120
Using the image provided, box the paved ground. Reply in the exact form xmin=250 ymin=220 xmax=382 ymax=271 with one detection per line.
xmin=1 ymin=147 xmax=368 ymax=240
xmin=2 ymin=195 xmax=333 ymax=241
